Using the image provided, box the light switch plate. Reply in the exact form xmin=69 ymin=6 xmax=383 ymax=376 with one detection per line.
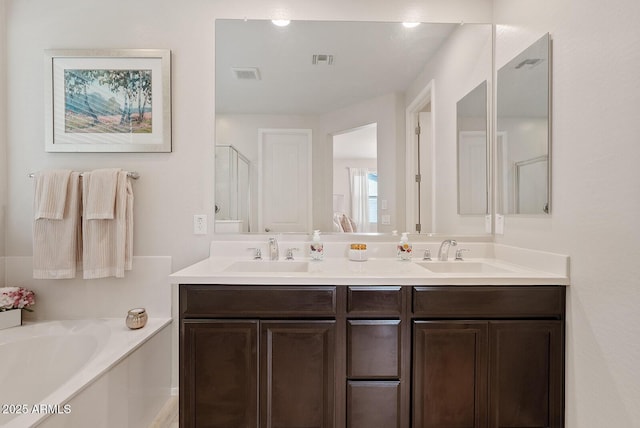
xmin=495 ymin=214 xmax=504 ymax=235
xmin=194 ymin=214 xmax=207 ymax=234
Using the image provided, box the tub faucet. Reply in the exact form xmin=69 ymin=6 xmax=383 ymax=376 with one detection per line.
xmin=268 ymin=237 xmax=279 ymax=260
xmin=437 ymin=240 xmax=457 ymax=261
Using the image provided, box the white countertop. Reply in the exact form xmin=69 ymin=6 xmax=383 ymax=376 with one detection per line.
xmin=169 ymin=242 xmax=570 ymax=286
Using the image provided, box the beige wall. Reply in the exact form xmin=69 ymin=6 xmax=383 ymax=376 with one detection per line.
xmin=494 ymin=0 xmax=640 ymax=426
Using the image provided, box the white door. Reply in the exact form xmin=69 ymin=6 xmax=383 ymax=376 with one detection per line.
xmin=258 ymin=129 xmax=312 ymax=233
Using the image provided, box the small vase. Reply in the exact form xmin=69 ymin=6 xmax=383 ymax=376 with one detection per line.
xmin=0 ymin=310 xmax=22 ymax=330
xmin=126 ymin=308 xmax=148 ymax=330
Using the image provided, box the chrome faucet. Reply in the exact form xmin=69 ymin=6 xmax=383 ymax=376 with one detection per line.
xmin=268 ymin=237 xmax=279 ymax=260
xmin=285 ymin=248 xmax=300 ymax=260
xmin=437 ymin=240 xmax=457 ymax=261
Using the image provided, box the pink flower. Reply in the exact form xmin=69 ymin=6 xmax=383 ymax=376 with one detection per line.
xmin=0 ymin=287 xmax=35 ymax=311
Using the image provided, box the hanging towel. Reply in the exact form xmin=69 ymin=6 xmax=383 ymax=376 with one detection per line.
xmin=82 ymin=170 xmax=133 ymax=279
xmin=84 ymin=168 xmax=120 ymax=219
xmin=33 ymin=169 xmax=72 ymax=220
xmin=33 ymin=172 xmax=81 ymax=279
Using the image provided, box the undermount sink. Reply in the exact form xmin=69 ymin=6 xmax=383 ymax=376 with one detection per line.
xmin=224 ymin=261 xmax=309 ymax=273
xmin=416 ymin=261 xmax=512 ymax=274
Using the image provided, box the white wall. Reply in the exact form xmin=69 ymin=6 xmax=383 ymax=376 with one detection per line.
xmin=406 ymin=23 xmax=493 ymax=235
xmin=494 ymin=0 xmax=640 ymax=426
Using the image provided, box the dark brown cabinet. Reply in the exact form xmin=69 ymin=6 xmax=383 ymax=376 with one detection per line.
xmin=181 ymin=320 xmax=259 ymax=428
xmin=413 ymin=321 xmax=488 ymax=428
xmin=180 ymin=285 xmax=337 ymax=428
xmin=489 ymin=321 xmax=563 ymax=428
xmin=260 ymin=321 xmax=336 ymax=428
xmin=180 ymin=284 xmax=565 ymax=428
xmin=345 ymin=285 xmax=407 ymax=428
xmin=412 ymin=286 xmax=565 ymax=428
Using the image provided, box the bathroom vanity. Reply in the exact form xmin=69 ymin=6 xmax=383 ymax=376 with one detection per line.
xmin=172 ymin=242 xmax=569 ymax=428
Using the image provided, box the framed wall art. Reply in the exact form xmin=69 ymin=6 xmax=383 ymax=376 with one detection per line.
xmin=44 ymin=49 xmax=171 ymax=152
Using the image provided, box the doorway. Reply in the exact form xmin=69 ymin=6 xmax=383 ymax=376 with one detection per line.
xmin=332 ymin=123 xmax=378 ymax=233
xmin=258 ymin=128 xmax=312 ymax=233
xmin=406 ymin=81 xmax=435 ymax=233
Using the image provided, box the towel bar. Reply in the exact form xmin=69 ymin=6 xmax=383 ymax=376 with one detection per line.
xmin=29 ymin=171 xmax=140 ymax=179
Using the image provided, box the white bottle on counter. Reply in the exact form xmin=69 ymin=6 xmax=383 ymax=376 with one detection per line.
xmin=397 ymin=232 xmax=413 ymax=261
xmin=310 ymin=230 xmax=324 ymax=261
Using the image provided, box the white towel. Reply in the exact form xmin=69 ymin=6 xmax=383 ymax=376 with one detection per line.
xmin=33 ymin=172 xmax=81 ymax=279
xmin=33 ymin=169 xmax=72 ymax=220
xmin=84 ymin=168 xmax=119 ymax=220
xmin=82 ymin=170 xmax=133 ymax=279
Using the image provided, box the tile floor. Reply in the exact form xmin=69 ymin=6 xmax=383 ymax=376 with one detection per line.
xmin=168 ymin=412 xmax=178 ymax=428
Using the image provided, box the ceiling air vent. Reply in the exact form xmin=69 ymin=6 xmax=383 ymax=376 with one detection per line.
xmin=515 ymin=58 xmax=543 ymax=69
xmin=312 ymin=54 xmax=334 ymax=65
xmin=232 ymin=67 xmax=261 ymax=80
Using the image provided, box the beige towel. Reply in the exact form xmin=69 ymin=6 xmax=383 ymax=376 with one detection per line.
xmin=33 ymin=169 xmax=72 ymax=220
xmin=33 ymin=172 xmax=81 ymax=279
xmin=84 ymin=168 xmax=119 ymax=219
xmin=82 ymin=170 xmax=133 ymax=279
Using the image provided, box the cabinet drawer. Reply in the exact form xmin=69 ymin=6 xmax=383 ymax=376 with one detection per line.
xmin=347 ymin=320 xmax=401 ymax=378
xmin=413 ymin=286 xmax=565 ymax=318
xmin=347 ymin=381 xmax=400 ymax=428
xmin=180 ymin=285 xmax=336 ymax=318
xmin=347 ymin=286 xmax=402 ymax=316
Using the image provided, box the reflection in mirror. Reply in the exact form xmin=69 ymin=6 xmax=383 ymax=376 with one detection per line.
xmin=215 ymin=145 xmax=251 ymax=232
xmin=457 ymin=81 xmax=488 ymax=215
xmin=332 ymin=124 xmax=378 ymax=233
xmin=497 ymin=33 xmax=551 ymax=215
xmin=215 ymin=19 xmax=492 ymax=235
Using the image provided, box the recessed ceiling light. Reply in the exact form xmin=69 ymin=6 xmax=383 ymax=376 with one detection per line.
xmin=272 ymin=19 xmax=291 ymax=27
xmin=402 ymin=22 xmax=421 ymax=28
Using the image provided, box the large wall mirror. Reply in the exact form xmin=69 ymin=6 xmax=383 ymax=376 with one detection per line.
xmin=497 ymin=33 xmax=551 ymax=215
xmin=214 ymin=19 xmax=492 ymax=235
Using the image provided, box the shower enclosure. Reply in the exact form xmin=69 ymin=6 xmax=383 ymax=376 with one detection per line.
xmin=215 ymin=145 xmax=251 ymax=233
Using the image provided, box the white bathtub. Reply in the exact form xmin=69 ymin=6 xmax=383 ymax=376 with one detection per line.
xmin=0 ymin=318 xmax=172 ymax=428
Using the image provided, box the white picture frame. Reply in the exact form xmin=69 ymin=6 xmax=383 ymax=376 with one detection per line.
xmin=44 ymin=49 xmax=171 ymax=152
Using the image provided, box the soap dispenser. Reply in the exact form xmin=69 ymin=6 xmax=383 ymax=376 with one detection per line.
xmin=397 ymin=232 xmax=413 ymax=261
xmin=310 ymin=230 xmax=324 ymax=261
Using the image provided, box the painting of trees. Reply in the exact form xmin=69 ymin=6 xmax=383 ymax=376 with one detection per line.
xmin=64 ymin=69 xmax=152 ymax=133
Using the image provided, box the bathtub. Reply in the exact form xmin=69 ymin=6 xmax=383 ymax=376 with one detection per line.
xmin=0 ymin=318 xmax=172 ymax=428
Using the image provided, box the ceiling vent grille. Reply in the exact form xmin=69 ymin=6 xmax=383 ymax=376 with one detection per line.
xmin=232 ymin=67 xmax=261 ymax=80
xmin=312 ymin=54 xmax=334 ymax=65
xmin=515 ymin=58 xmax=543 ymax=69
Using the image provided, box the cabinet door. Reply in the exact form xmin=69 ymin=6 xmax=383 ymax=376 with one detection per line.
xmin=181 ymin=320 xmax=258 ymax=428
xmin=489 ymin=321 xmax=563 ymax=428
xmin=261 ymin=320 xmax=336 ymax=428
xmin=413 ymin=321 xmax=488 ymax=428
